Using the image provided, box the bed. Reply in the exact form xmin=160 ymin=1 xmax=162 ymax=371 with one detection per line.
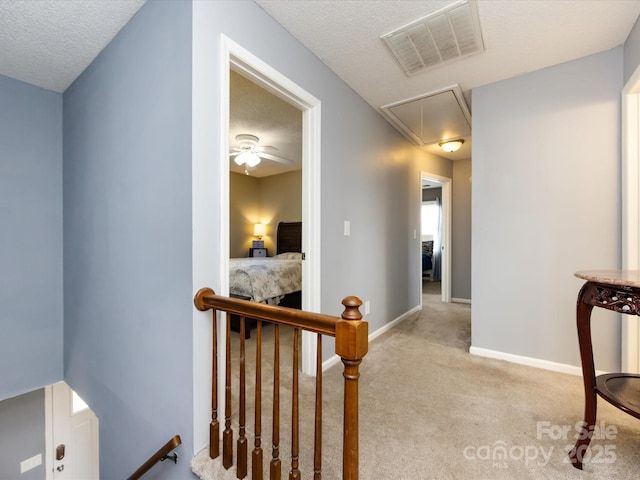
xmin=229 ymin=221 xmax=302 ymax=306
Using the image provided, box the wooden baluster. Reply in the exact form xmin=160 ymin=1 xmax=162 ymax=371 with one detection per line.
xmin=336 ymin=297 xmax=368 ymax=480
xmin=270 ymin=325 xmax=281 ymax=480
xmin=313 ymin=334 xmax=323 ymax=480
xmin=252 ymin=321 xmax=264 ymax=480
xmin=210 ymin=308 xmax=220 ymax=459
xmin=289 ymin=328 xmax=300 ymax=480
xmin=238 ymin=317 xmax=248 ymax=478
xmin=223 ymin=313 xmax=234 ymax=469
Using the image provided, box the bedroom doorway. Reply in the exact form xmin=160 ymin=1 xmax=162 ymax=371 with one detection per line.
xmin=228 ymin=69 xmax=302 ymax=262
xmin=220 ymin=36 xmax=321 ymax=377
xmin=420 ymin=172 xmax=451 ymax=304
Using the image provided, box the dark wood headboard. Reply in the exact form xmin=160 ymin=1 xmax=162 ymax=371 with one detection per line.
xmin=277 ymin=222 xmax=302 ymax=254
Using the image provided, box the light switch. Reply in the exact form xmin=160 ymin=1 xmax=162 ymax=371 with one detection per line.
xmin=344 ymin=220 xmax=350 ymax=236
xmin=20 ymin=453 xmax=42 ymax=473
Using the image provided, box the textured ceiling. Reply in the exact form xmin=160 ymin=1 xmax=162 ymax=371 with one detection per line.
xmin=3 ymin=0 xmax=640 ymax=162
xmin=230 ymin=70 xmax=303 ymax=178
xmin=256 ymin=0 xmax=640 ymax=159
xmin=0 ymin=0 xmax=145 ymax=93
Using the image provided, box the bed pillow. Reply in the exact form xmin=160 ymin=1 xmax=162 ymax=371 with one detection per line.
xmin=273 ymin=252 xmax=302 ymax=260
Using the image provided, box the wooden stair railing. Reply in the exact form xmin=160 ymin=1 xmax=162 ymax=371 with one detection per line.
xmin=127 ymin=434 xmax=182 ymax=480
xmin=194 ymin=288 xmax=368 ymax=480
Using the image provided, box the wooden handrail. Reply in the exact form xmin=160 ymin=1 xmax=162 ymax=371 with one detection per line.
xmin=194 ymin=287 xmax=361 ymax=337
xmin=127 ymin=435 xmax=182 ymax=480
xmin=194 ymin=287 xmax=368 ymax=480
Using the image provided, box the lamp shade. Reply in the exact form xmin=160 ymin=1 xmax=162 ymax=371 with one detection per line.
xmin=253 ymin=223 xmax=266 ymax=238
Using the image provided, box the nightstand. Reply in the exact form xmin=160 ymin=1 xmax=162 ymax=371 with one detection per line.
xmin=249 ymin=248 xmax=268 ymax=257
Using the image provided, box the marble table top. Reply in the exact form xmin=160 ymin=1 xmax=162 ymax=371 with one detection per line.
xmin=575 ymin=270 xmax=640 ymax=288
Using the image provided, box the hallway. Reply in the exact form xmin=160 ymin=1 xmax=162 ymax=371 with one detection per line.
xmin=194 ymin=284 xmax=640 ymax=479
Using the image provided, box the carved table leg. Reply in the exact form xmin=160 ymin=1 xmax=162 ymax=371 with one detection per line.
xmin=569 ymin=286 xmax=597 ymax=470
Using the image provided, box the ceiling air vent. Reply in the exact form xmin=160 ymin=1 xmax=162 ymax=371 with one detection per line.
xmin=381 ymin=0 xmax=484 ymax=76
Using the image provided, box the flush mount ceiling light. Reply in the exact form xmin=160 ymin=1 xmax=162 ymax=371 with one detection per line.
xmin=381 ymin=0 xmax=484 ymax=76
xmin=439 ymin=139 xmax=464 ymax=152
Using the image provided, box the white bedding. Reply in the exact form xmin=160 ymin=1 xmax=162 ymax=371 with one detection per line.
xmin=229 ymin=253 xmax=302 ymax=304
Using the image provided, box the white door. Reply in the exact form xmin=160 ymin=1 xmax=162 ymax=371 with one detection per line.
xmin=46 ymin=382 xmax=99 ymax=479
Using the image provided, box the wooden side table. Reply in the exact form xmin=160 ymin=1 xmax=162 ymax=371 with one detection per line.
xmin=569 ymin=270 xmax=640 ymax=469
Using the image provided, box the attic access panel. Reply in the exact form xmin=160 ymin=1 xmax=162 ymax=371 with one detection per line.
xmin=381 ymin=85 xmax=471 ymax=147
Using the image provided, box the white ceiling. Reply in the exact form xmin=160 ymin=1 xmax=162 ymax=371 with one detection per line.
xmin=0 ymin=0 xmax=145 ymax=93
xmin=1 ymin=0 xmax=639 ymax=162
xmin=256 ymin=0 xmax=640 ymax=159
xmin=230 ymin=70 xmax=303 ymax=178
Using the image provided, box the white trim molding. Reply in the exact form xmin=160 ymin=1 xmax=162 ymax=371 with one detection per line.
xmin=44 ymin=385 xmax=53 ymax=480
xmin=420 ymin=171 xmax=452 ymax=304
xmin=621 ymin=64 xmax=640 ymax=374
xmin=469 ymin=346 xmax=606 ymax=377
xmin=220 ymin=35 xmax=322 ymax=379
xmin=451 ymin=298 xmax=471 ymax=304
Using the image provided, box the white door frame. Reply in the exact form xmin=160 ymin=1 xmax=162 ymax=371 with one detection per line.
xmin=219 ymin=35 xmax=322 ymax=377
xmin=44 ymin=382 xmax=99 ymax=480
xmin=192 ymin=31 xmax=321 ymax=454
xmin=420 ymin=171 xmax=452 ymax=303
xmin=622 ymin=65 xmax=640 ymax=373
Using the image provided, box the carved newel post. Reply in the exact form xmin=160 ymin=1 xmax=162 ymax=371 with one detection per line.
xmin=336 ymin=296 xmax=368 ymax=480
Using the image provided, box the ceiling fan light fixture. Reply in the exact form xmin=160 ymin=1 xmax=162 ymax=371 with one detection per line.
xmin=439 ymin=139 xmax=464 ymax=153
xmin=246 ymin=153 xmax=261 ymax=167
xmin=235 ymin=151 xmax=261 ymax=167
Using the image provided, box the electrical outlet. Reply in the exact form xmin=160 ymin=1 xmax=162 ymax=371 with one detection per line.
xmin=344 ymin=220 xmax=350 ymax=236
xmin=20 ymin=453 xmax=41 ymax=473
xmin=364 ymin=300 xmax=370 ymax=315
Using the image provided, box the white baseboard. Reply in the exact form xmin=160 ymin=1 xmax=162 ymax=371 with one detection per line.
xmin=369 ymin=305 xmax=421 ymax=343
xmin=469 ymin=346 xmax=606 ymax=376
xmin=451 ymin=297 xmax=471 ymax=304
xmin=322 ymin=305 xmax=421 ymax=372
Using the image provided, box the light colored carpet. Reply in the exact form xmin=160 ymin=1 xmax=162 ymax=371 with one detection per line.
xmin=192 ymin=281 xmax=640 ymax=479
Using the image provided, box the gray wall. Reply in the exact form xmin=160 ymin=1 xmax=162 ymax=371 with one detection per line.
xmin=63 ymin=1 xmax=193 ymax=478
xmin=192 ymin=0 xmax=452 ymax=450
xmin=193 ymin=0 xmax=452 ymax=336
xmin=452 ymin=159 xmax=472 ymax=300
xmin=0 ymin=390 xmax=45 ymax=480
xmin=472 ymin=48 xmax=622 ymax=371
xmin=0 ymin=75 xmax=63 ymax=401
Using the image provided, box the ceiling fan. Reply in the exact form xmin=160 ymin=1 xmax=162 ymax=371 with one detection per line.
xmin=229 ymin=134 xmax=293 ymax=173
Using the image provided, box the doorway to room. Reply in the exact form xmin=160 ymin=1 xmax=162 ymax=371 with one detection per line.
xmin=420 ymin=172 xmax=451 ymax=304
xmin=220 ymin=36 xmax=321 ymax=377
xmin=45 ymin=382 xmax=99 ymax=480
